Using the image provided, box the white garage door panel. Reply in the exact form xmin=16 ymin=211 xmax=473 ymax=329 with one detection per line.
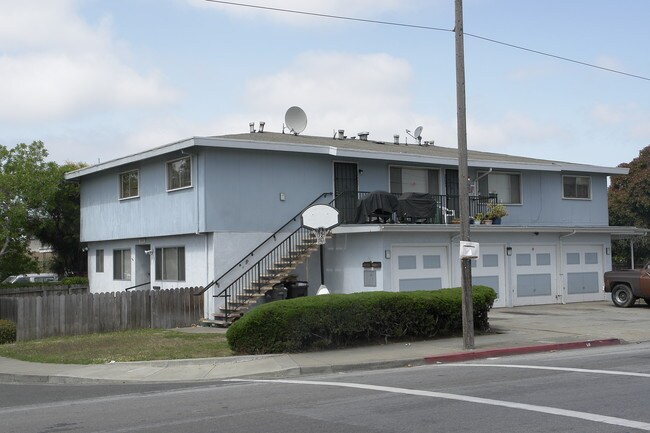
xmin=399 ymin=278 xmax=443 ymax=291
xmin=564 ymin=246 xmax=604 ymax=302
xmin=471 ymin=246 xmax=506 ymax=308
xmin=512 ymin=245 xmax=557 ymax=306
xmin=393 ymin=246 xmax=449 ymax=292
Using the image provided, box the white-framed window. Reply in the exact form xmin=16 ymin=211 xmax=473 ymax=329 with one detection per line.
xmin=119 ymin=169 xmax=139 ymax=199
xmin=155 ymin=247 xmax=186 ymax=281
xmin=478 ymin=171 xmax=521 ymax=204
xmin=96 ymin=249 xmax=104 ymax=273
xmin=389 ymin=166 xmax=439 ymax=194
xmin=113 ymin=249 xmax=131 ymax=280
xmin=167 ymin=156 xmax=192 ymax=191
xmin=563 ymin=175 xmax=591 ymax=199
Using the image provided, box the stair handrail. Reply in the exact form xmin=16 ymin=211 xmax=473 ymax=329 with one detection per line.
xmin=212 ymin=224 xmax=317 ymax=325
xmin=193 ymin=192 xmax=332 ymax=295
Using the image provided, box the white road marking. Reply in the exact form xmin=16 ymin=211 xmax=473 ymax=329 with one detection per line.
xmin=227 ymin=378 xmax=650 ymax=431
xmin=453 ymin=363 xmax=650 ymax=378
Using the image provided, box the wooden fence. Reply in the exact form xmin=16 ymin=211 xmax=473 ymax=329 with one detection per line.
xmin=0 ymin=287 xmax=204 ymax=341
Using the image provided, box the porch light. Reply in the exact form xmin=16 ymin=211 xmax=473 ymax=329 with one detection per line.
xmin=506 ymin=247 xmax=512 ymax=256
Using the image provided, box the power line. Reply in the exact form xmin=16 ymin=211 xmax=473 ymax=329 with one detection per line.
xmin=203 ymin=0 xmax=650 ymax=82
xmin=465 ymin=33 xmax=650 ymax=82
xmin=203 ymin=0 xmax=452 ymax=32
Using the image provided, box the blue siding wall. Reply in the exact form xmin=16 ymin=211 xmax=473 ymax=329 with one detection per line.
xmin=505 ymin=171 xmax=608 ymax=226
xmin=80 ymin=145 xmax=612 ymax=243
xmin=80 ymin=154 xmax=199 ymax=242
xmin=203 ymin=148 xmax=333 ymax=232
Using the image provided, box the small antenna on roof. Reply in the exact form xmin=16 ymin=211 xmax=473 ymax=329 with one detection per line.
xmin=285 ymin=106 xmax=307 ymax=135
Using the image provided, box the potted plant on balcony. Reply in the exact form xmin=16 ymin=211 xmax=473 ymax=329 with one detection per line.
xmin=486 ymin=202 xmax=508 ymax=224
xmin=473 ymin=212 xmax=483 ymax=224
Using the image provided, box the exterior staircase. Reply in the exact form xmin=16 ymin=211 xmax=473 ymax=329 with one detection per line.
xmin=194 ymin=193 xmax=333 ymax=327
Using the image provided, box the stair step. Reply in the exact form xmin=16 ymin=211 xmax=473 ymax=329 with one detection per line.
xmin=212 ymin=314 xmax=241 ymax=324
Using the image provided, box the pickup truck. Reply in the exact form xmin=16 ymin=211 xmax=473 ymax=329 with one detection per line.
xmin=603 ymin=263 xmax=650 ymax=307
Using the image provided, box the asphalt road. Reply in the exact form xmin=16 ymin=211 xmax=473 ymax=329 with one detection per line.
xmin=3 ymin=343 xmax=650 ymax=432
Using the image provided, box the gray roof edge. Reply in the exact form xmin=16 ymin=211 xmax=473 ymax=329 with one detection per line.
xmin=63 ymin=133 xmax=628 ymax=179
xmin=64 ymin=137 xmax=197 ymax=180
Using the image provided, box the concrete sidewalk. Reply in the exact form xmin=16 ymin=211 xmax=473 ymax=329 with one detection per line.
xmin=2 ymin=300 xmax=650 ymax=384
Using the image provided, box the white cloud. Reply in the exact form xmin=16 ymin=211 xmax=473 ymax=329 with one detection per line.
xmin=0 ymin=0 xmax=178 ymax=122
xmin=467 ymin=112 xmax=571 ymax=152
xmin=590 ymin=103 xmax=625 ymax=125
xmin=239 ymin=51 xmax=418 ymax=138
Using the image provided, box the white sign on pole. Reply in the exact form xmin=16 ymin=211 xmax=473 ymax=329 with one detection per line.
xmin=459 ymin=241 xmax=479 ymax=259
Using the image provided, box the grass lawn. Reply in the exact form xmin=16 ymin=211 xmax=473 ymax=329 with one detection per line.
xmin=0 ymin=328 xmax=233 ymax=364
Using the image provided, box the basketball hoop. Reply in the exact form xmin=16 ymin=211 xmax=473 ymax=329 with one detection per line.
xmin=314 ymin=227 xmax=329 ymax=245
xmin=301 ymin=204 xmax=341 ymax=295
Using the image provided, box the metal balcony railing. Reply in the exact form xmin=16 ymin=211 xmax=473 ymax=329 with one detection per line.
xmin=332 ymin=191 xmax=498 ymax=224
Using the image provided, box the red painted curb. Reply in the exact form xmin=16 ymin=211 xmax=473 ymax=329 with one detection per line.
xmin=423 ymin=338 xmax=623 ymax=364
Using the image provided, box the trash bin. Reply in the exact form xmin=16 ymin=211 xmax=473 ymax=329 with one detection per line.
xmin=264 ymin=284 xmax=287 ymax=302
xmin=285 ymin=281 xmax=308 ymax=299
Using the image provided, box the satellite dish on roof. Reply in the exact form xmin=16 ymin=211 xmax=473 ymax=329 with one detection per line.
xmin=285 ymin=106 xmax=307 ymax=135
xmin=406 ymin=126 xmax=424 ymax=145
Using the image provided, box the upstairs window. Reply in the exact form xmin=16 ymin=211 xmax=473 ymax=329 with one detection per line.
xmin=389 ymin=167 xmax=439 ymax=194
xmin=563 ymin=175 xmax=591 ymax=199
xmin=478 ymin=171 xmax=521 ymax=204
xmin=119 ymin=170 xmax=139 ymax=199
xmin=167 ymin=156 xmax=192 ymax=191
xmin=155 ymin=247 xmax=186 ymax=281
xmin=113 ymin=249 xmax=131 ymax=280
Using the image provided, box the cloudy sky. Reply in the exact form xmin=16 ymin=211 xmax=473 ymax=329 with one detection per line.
xmin=0 ymin=0 xmax=648 ymax=168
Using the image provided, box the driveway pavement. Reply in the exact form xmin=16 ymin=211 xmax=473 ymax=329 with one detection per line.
xmin=1 ymin=300 xmax=648 ymax=384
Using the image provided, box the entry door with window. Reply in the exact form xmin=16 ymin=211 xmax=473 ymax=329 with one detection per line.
xmin=334 ymin=162 xmax=358 ymax=223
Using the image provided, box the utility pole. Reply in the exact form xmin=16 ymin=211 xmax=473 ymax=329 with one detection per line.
xmin=455 ymin=0 xmax=474 ymax=350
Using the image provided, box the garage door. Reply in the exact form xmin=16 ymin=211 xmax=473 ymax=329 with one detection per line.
xmin=563 ymin=245 xmax=604 ymax=303
xmin=511 ymin=245 xmax=558 ymax=306
xmin=471 ymin=245 xmax=506 ymax=308
xmin=392 ymin=246 xmax=449 ymax=292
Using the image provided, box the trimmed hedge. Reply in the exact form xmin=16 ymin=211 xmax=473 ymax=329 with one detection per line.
xmin=226 ymin=286 xmax=496 ymax=354
xmin=0 ymin=319 xmax=17 ymax=344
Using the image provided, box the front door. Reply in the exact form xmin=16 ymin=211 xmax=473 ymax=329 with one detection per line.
xmin=334 ymin=162 xmax=358 ymax=223
xmin=135 ymin=244 xmax=152 ymax=290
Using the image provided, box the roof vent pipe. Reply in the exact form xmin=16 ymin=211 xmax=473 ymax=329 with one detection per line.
xmin=258 ymin=121 xmax=265 ymax=133
xmin=393 ymin=134 xmax=400 ymax=145
xmin=358 ymin=132 xmax=369 ymax=141
xmin=338 ymin=129 xmax=345 ymax=140
xmin=249 ymin=122 xmax=255 ymax=133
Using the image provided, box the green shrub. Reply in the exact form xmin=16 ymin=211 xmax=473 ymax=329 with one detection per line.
xmin=0 ymin=319 xmax=17 ymax=344
xmin=226 ymin=286 xmax=496 ymax=354
xmin=60 ymin=276 xmax=89 ymax=285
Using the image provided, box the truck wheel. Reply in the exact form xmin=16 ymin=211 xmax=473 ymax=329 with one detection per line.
xmin=612 ymin=284 xmax=636 ymax=308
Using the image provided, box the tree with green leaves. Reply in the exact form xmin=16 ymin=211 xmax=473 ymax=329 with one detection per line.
xmin=31 ymin=162 xmax=87 ymax=276
xmin=609 ymin=145 xmax=650 ymax=267
xmin=0 ymin=141 xmax=61 ymax=278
